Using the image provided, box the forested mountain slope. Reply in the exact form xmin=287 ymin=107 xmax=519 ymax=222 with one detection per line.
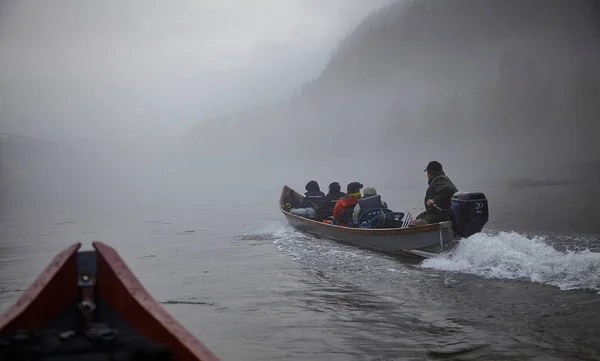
xmin=188 ymin=0 xmax=600 ymax=187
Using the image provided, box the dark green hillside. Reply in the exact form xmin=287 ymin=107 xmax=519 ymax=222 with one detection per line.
xmin=189 ymin=0 xmax=600 ymax=185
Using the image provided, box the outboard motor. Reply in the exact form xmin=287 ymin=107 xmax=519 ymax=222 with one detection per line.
xmin=450 ymin=191 xmax=489 ymax=238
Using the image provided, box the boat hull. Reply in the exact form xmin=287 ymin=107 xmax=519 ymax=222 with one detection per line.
xmin=0 ymin=242 xmax=220 ymax=361
xmin=280 ymin=186 xmax=457 ymax=257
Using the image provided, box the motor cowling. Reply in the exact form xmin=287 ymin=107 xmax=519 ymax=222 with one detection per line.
xmin=450 ymin=191 xmax=489 ymax=238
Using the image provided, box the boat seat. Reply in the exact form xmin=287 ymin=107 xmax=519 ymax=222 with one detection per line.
xmin=0 ymin=323 xmax=173 ymax=361
xmin=359 ymin=209 xmax=407 ymax=229
xmin=358 ymin=208 xmax=392 ymax=222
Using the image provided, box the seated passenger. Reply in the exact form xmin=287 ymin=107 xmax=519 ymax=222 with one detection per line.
xmin=316 ymin=182 xmax=346 ymax=220
xmin=409 ymin=161 xmax=458 ymax=226
xmin=300 ymin=180 xmax=326 ymax=209
xmin=333 ymin=182 xmax=363 ymax=226
xmin=352 ymin=187 xmax=388 ymax=225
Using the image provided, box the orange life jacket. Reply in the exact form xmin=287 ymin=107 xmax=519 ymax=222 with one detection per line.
xmin=333 ymin=195 xmax=360 ymax=220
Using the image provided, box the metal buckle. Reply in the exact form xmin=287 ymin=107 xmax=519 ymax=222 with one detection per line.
xmin=78 ymin=300 xmax=97 ymax=315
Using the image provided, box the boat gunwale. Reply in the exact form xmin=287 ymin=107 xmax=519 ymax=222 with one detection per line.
xmin=0 ymin=242 xmax=221 ymax=361
xmin=279 ymin=185 xmax=445 ymax=235
xmin=0 ymin=242 xmax=81 ymax=331
xmin=94 ymin=241 xmax=221 ymax=361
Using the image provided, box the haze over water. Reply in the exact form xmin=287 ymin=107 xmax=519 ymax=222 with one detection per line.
xmin=1 ymin=1 xmax=600 ymax=360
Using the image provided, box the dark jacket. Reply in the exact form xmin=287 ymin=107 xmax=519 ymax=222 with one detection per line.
xmin=353 ymin=195 xmax=388 ymax=224
xmin=300 ymin=181 xmax=325 ymax=208
xmin=301 ymin=190 xmax=326 ymax=208
xmin=416 ymin=171 xmax=458 ymax=224
xmin=317 ymin=191 xmax=346 ymax=219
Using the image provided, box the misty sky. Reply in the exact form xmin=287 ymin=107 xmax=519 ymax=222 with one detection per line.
xmin=0 ymin=0 xmax=394 ymax=142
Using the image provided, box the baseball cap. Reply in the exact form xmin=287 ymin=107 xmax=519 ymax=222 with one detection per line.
xmin=346 ymin=182 xmax=363 ymax=193
xmin=424 ymin=161 xmax=443 ymax=172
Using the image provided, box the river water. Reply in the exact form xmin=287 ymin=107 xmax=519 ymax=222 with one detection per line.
xmin=1 ymin=183 xmax=599 ymax=361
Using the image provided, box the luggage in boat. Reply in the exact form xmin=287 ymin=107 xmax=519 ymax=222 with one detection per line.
xmin=290 ymin=207 xmax=317 ymax=219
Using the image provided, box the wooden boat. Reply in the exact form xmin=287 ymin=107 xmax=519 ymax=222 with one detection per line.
xmin=279 ymin=185 xmax=489 ymax=258
xmin=0 ymin=241 xmax=221 ymax=361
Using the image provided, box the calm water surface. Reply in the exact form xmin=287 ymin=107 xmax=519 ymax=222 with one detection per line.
xmin=1 ymin=185 xmax=599 ymax=361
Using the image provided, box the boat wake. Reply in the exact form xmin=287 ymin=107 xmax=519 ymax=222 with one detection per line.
xmin=268 ymin=225 xmax=419 ymax=284
xmin=421 ymin=231 xmax=600 ymax=292
xmin=263 ymin=223 xmax=600 ymax=292
xmin=271 ymin=226 xmax=375 ymax=264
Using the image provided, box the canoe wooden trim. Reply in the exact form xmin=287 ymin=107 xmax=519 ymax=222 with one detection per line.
xmin=0 ymin=242 xmax=81 ymax=331
xmin=93 ymin=241 xmax=221 ymax=361
xmin=279 ymin=185 xmax=442 ymax=235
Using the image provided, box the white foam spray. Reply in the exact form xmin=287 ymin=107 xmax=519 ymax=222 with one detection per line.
xmin=421 ymin=231 xmax=600 ymax=291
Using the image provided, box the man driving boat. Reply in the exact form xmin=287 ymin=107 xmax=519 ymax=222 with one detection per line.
xmin=409 ymin=161 xmax=458 ymax=226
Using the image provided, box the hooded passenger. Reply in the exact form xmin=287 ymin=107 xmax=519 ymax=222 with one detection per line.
xmin=300 ymin=180 xmax=326 ymax=209
xmin=316 ymin=182 xmax=346 ymax=220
